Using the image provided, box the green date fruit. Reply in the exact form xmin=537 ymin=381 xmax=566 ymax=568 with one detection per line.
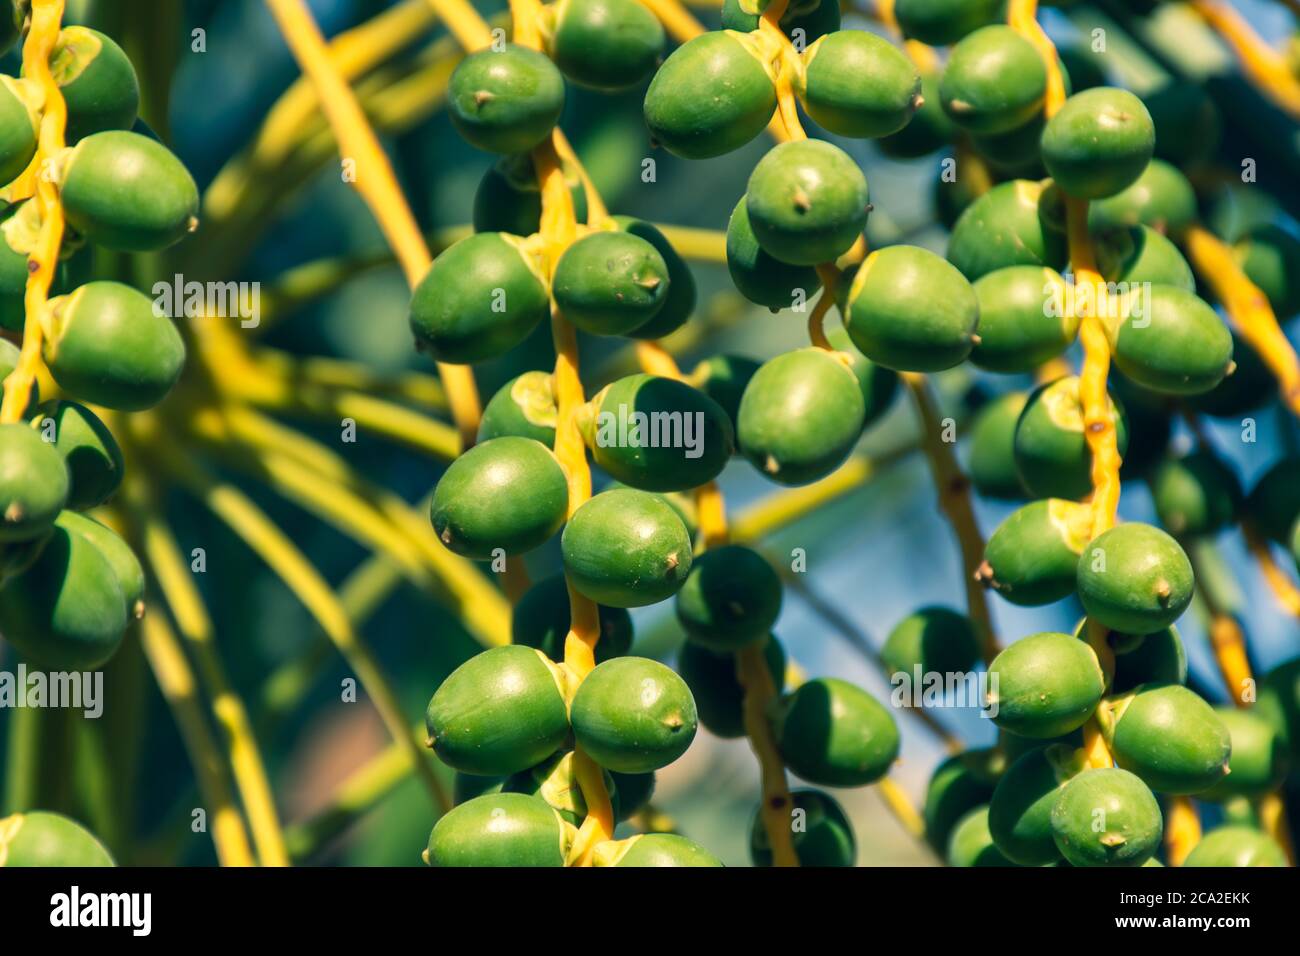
xmin=988 ymin=743 xmax=1084 ymax=865
xmin=980 ymin=498 xmax=1091 ymax=606
xmin=0 ymin=422 xmax=69 ymax=543
xmin=570 ymin=656 xmax=698 ymax=773
xmin=425 ymin=645 xmax=570 ymax=777
xmin=795 ymin=30 xmax=920 ymax=139
xmin=593 ymin=832 xmax=723 ymax=866
xmin=1050 ymin=768 xmax=1162 ymax=867
xmin=946 ymin=179 xmax=1067 ymax=281
xmin=1150 ymin=450 xmax=1242 ymax=538
xmin=751 ymin=789 xmax=855 ymax=867
xmin=424 ymin=793 xmax=571 ymax=866
xmin=1013 ymin=376 xmax=1129 ymax=500
xmin=472 ymin=152 xmax=588 ymax=237
xmin=542 ymin=0 xmax=665 ymax=92
xmin=882 ymin=606 xmax=980 ymax=678
xmin=1098 ymin=683 xmax=1230 ymax=795
xmin=448 ymin=45 xmax=565 ymax=154
xmin=47 ymin=26 xmax=140 ymax=143
xmin=967 ymin=391 xmax=1029 ymax=500
xmin=0 ymin=811 xmax=115 ymax=867
xmin=1183 ymin=826 xmax=1288 ymax=867
xmin=430 ymin=437 xmax=569 ymax=559
xmin=678 ymin=634 xmax=785 ymax=738
xmin=771 ymin=677 xmax=899 ymax=786
xmin=561 ymin=487 xmax=693 ymax=607
xmin=30 ymin=400 xmax=124 ymax=511
xmin=477 ymin=371 xmax=558 ymax=447
xmin=725 ymin=196 xmax=821 ymax=311
xmin=1041 ymin=88 xmax=1155 ymax=199
xmin=948 ymin=805 xmax=1015 ymax=866
xmin=940 ymin=26 xmax=1047 ymax=135
xmin=970 ymin=266 xmax=1076 ymax=373
xmin=986 ymin=632 xmax=1105 ymax=738
xmin=553 ymin=230 xmax=671 ymax=336
xmin=1076 ymin=523 xmax=1193 ymax=635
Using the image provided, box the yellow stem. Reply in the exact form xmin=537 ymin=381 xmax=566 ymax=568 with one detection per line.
xmin=809 ymin=265 xmax=840 ymax=351
xmin=263 ymin=0 xmax=481 ymax=450
xmin=138 ymin=610 xmax=257 ymax=867
xmin=148 ymin=442 xmax=451 ymax=814
xmin=428 ymin=0 xmax=499 ymax=49
xmin=1007 ymin=0 xmax=1067 ymax=115
xmin=1184 ymin=224 xmax=1300 ymax=421
xmin=901 ymin=373 xmax=999 ymax=664
xmin=1243 ymin=523 xmax=1300 ymax=618
xmin=1165 ymin=796 xmax=1201 ymax=866
xmin=130 ymin=495 xmax=291 ymax=866
xmin=634 ymin=340 xmax=685 ymax=379
xmin=1257 ymin=792 xmax=1297 ymax=866
xmin=1190 ymin=0 xmax=1300 ymax=119
xmin=639 ymin=0 xmax=708 ymax=44
xmin=737 ymin=639 xmax=800 ymax=867
xmin=0 ymin=0 xmax=67 ymax=424
xmin=877 ymin=776 xmax=925 ymax=839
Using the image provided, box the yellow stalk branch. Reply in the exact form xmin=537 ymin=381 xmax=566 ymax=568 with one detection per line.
xmin=1190 ymin=0 xmax=1300 ymax=119
xmin=149 ymin=443 xmax=450 ymax=814
xmin=901 ymin=372 xmax=998 ymax=664
xmin=264 ymin=0 xmax=481 ymax=449
xmin=1243 ymin=523 xmax=1300 ymax=618
xmin=427 ymin=0 xmax=497 ymax=49
xmin=0 ymin=0 xmax=67 ymax=424
xmin=877 ymin=775 xmax=925 ymax=839
xmin=1165 ymin=796 xmax=1201 ymax=866
xmin=640 ymin=0 xmax=709 ymax=44
xmin=1257 ymin=792 xmax=1297 ymax=866
xmin=138 ymin=610 xmax=257 ymax=867
xmin=1184 ymin=224 xmax=1300 ymax=421
xmin=131 ymin=496 xmax=291 ymax=867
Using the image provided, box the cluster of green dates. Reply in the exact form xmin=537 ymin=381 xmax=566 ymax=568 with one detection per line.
xmin=422 ymin=539 xmax=900 ymax=865
xmin=0 ymin=22 xmax=196 ymax=675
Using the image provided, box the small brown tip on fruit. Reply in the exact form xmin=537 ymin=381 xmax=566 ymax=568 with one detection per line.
xmin=974 ymin=560 xmax=994 ymax=585
xmin=4 ymin=503 xmax=23 ymax=524
xmin=636 ymin=276 xmax=661 ymax=291
xmin=911 ymin=93 xmax=925 ymax=109
xmin=764 ymin=454 xmax=779 ymax=474
xmin=421 ymin=848 xmax=431 ymax=865
xmin=186 ymin=216 xmax=200 ymax=234
xmin=664 ymin=551 xmax=680 ymax=573
xmin=969 ymin=333 xmax=982 ymax=346
xmin=1225 ymin=360 xmax=1237 ymax=377
xmin=133 ymin=600 xmax=146 ymax=621
xmin=792 ymin=187 xmax=811 ymax=213
xmin=1155 ymin=579 xmax=1172 ymax=604
xmin=1100 ymin=832 xmax=1127 ymax=848
xmin=439 ymin=527 xmax=453 ymax=545
xmin=424 ymin=735 xmax=436 ymax=749
xmin=473 ymin=90 xmax=494 ymax=108
xmin=864 ymin=203 xmax=874 ymax=214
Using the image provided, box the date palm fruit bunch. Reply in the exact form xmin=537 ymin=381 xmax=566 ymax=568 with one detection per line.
xmin=413 ymin=0 xmax=1300 ymax=867
xmin=0 ymin=15 xmax=195 ymax=701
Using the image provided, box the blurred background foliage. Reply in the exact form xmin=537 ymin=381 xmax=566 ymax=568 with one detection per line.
xmin=1 ymin=0 xmax=1297 ymax=866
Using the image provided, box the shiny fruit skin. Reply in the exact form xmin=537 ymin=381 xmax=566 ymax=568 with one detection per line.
xmin=1183 ymin=826 xmax=1288 ymax=867
xmin=1049 ymin=768 xmax=1162 ymax=867
xmin=771 ymin=677 xmax=900 ymax=786
xmin=41 ymin=281 xmax=186 ymax=412
xmin=477 ymin=371 xmax=558 ymax=447
xmin=981 ymin=498 xmax=1091 ymax=606
xmin=966 ymin=392 xmax=1029 ymax=500
xmin=1200 ymin=708 xmax=1288 ymax=801
xmin=552 ymin=231 xmax=670 ymax=336
xmin=561 ymin=488 xmax=693 ymax=607
xmin=613 ymin=217 xmax=698 ymax=340
xmin=47 ymin=26 xmax=140 ymax=143
xmin=923 ymin=747 xmax=1003 ymax=853
xmin=543 ymin=0 xmax=665 ymax=92
xmin=0 ymin=517 xmax=127 ymax=669
xmin=894 ymin=0 xmax=1005 ymax=45
xmin=30 ymin=400 xmax=124 ymax=510
xmin=1094 ymin=225 xmax=1194 ymax=291
xmin=948 ymin=805 xmax=1016 ymax=866
xmin=1040 ymin=87 xmax=1155 ymax=199
xmin=472 ymin=152 xmax=587 ymax=236
xmin=447 ymin=45 xmax=565 ymax=154
xmin=845 ymin=244 xmax=979 ymax=373
xmin=725 ymin=196 xmax=821 ymax=311
xmin=409 ymin=232 xmax=549 ymax=364
xmin=988 ymin=743 xmax=1083 ymax=865
xmin=736 ymin=347 xmax=866 ymax=486
xmin=986 ymin=632 xmax=1105 ymax=738
xmin=1108 ymin=624 xmax=1187 ymax=694
xmin=1100 ymin=684 xmax=1231 ymax=795
xmin=424 ymin=793 xmax=570 ymax=866
xmin=0 ymin=77 xmax=39 ymax=185
xmin=796 ymin=30 xmax=920 ymax=139
xmin=58 ymin=510 xmax=145 ymax=623
xmin=570 ymin=656 xmax=698 ymax=773
xmin=824 ymin=324 xmax=898 ymax=429
xmin=582 ymin=373 xmax=734 ymax=492
xmin=0 ymin=811 xmax=115 ymax=866
xmin=58 ymin=130 xmax=198 ymax=251
xmin=946 ymin=179 xmax=1067 ymax=282
xmin=690 ymin=353 xmax=761 ymax=435
xmin=430 ymin=437 xmax=569 ymax=559
xmin=882 ymin=606 xmax=980 ymax=678
xmin=1150 ymin=450 xmax=1242 ymax=538
xmin=643 ymin=31 xmax=776 ymax=160
xmin=1106 ymin=285 xmax=1232 ymax=396
xmin=1013 ymin=376 xmax=1129 ymax=500
xmin=970 ymin=266 xmax=1076 ymax=373
xmin=745 ymin=139 xmax=868 ymax=266
xmin=0 ymin=422 xmax=69 ymax=543
xmin=940 ymin=26 xmax=1047 ymax=135
xmin=595 ymin=833 xmax=723 ymax=866
xmin=1087 ymin=159 xmax=1198 ymax=237
xmin=1076 ymin=523 xmax=1193 ymax=635
xmin=424 ymin=645 xmax=569 ymax=776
